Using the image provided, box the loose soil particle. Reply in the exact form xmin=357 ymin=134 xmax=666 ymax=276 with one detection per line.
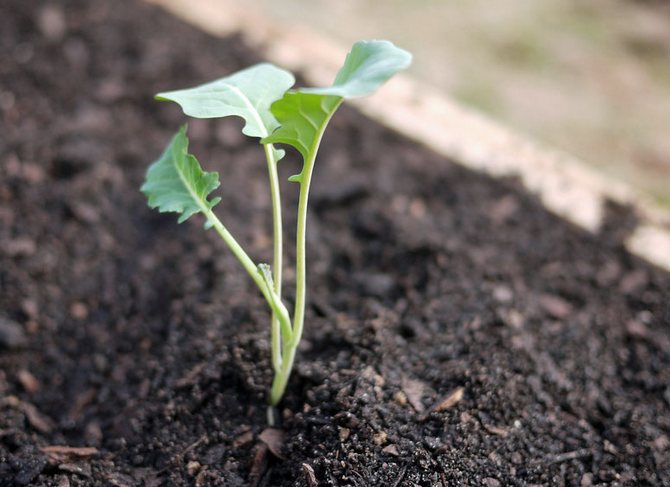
xmin=1 ymin=0 xmax=669 ymax=485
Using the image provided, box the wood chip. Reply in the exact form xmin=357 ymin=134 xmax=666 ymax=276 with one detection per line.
xmin=259 ymin=428 xmax=285 ymax=460
xmin=401 ymin=376 xmax=427 ymax=413
xmin=433 ymin=386 xmax=464 ymax=412
xmin=483 ymin=423 xmax=509 ymax=438
xmin=40 ymin=445 xmax=98 ymax=458
xmin=540 ymin=448 xmax=593 ymax=465
xmin=175 ymin=362 xmax=207 ymax=388
xmin=302 ymin=463 xmax=318 ymax=487
xmin=249 ymin=443 xmax=269 ymax=487
xmin=58 ymin=462 xmax=92 ymax=478
xmin=17 ymin=369 xmax=40 ymax=393
xmin=2 ymin=396 xmax=55 ymax=433
xmin=68 ymin=388 xmax=97 ymax=421
xmin=41 ymin=446 xmax=99 ymax=456
xmin=40 ymin=446 xmax=99 ymax=464
xmin=539 ymin=294 xmax=572 ymax=319
xmin=232 ymin=430 xmax=254 ymax=448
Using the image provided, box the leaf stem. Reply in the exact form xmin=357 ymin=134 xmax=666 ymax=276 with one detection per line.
xmin=263 ymin=143 xmax=284 ymax=374
xmin=204 ymin=209 xmax=292 ymax=341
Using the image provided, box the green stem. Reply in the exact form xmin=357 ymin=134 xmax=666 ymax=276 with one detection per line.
xmin=257 ymin=265 xmax=292 ymax=341
xmin=204 ymin=209 xmax=292 ymax=339
xmin=263 ymin=143 xmax=284 ymax=374
xmin=267 ymin=166 xmax=312 ymax=406
xmin=268 ymin=100 xmax=342 ymax=406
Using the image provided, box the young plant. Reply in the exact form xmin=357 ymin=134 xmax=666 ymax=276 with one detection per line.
xmin=141 ymin=40 xmax=411 ymax=421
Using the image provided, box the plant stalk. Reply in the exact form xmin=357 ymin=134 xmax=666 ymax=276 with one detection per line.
xmin=267 ymin=167 xmax=312 ymax=405
xmin=263 ymin=143 xmax=284 ymax=374
xmin=204 ymin=209 xmax=291 ymax=338
xmin=268 ymin=100 xmax=341 ymax=406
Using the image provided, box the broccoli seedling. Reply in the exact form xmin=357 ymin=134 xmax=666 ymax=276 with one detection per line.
xmin=141 ymin=40 xmax=411 ymax=422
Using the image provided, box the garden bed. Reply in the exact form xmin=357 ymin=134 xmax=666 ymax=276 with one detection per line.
xmin=1 ymin=0 xmax=669 ymax=485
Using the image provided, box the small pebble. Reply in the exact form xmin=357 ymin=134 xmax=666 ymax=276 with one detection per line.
xmin=20 ymin=299 xmax=38 ymax=319
xmin=493 ymin=285 xmax=513 ymax=304
xmin=382 ymin=444 xmax=400 ymax=457
xmin=37 ymin=5 xmax=66 ymax=41
xmin=69 ymin=302 xmax=88 ymax=320
xmin=393 ymin=390 xmax=408 ymax=406
xmin=187 ymin=461 xmax=201 ymax=476
xmin=0 ymin=316 xmax=27 ymax=349
xmin=580 ymin=473 xmax=593 ymax=487
xmin=372 ymin=431 xmax=387 ymax=446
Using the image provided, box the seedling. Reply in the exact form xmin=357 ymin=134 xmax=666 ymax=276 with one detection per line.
xmin=141 ymin=40 xmax=411 ymax=422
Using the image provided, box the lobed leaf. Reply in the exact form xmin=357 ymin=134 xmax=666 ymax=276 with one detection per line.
xmin=156 ymin=63 xmax=295 ymax=139
xmin=141 ymin=125 xmax=221 ymax=225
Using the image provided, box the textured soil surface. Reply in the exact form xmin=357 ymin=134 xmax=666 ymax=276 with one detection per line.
xmin=1 ymin=1 xmax=669 ymax=486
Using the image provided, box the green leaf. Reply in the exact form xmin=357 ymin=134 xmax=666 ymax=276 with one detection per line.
xmin=262 ymin=40 xmax=411 ymax=179
xmin=302 ymin=40 xmax=412 ymax=98
xmin=262 ymin=93 xmax=342 ymax=163
xmin=156 ymin=63 xmax=295 ymax=139
xmin=141 ymin=125 xmax=221 ymax=225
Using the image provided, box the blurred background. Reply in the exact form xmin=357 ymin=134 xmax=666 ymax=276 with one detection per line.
xmin=255 ymin=0 xmax=670 ymax=206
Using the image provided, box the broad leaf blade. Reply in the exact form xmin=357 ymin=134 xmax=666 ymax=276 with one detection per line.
xmin=262 ymin=93 xmax=341 ymax=163
xmin=156 ymin=63 xmax=295 ymax=139
xmin=302 ymin=40 xmax=412 ymax=98
xmin=141 ymin=125 xmax=221 ymax=225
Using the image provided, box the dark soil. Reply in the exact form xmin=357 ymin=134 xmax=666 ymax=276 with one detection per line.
xmin=1 ymin=1 xmax=670 ymax=486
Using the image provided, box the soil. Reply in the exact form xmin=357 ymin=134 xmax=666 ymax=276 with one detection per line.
xmin=1 ymin=1 xmax=669 ymax=486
